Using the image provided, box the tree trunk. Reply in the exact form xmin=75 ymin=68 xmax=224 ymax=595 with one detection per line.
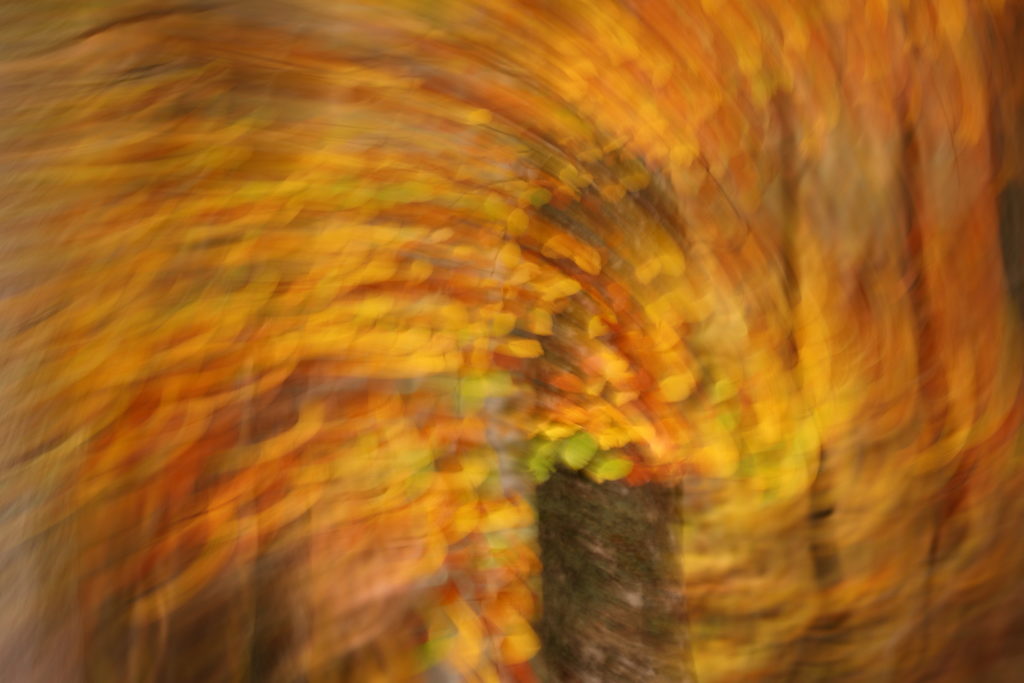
xmin=535 ymin=466 xmax=694 ymax=682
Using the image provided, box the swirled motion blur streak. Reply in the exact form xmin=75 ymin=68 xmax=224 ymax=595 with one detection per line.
xmin=2 ymin=1 xmax=1024 ymax=681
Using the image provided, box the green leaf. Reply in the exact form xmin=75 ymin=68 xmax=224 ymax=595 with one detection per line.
xmin=586 ymin=455 xmax=633 ymax=482
xmin=458 ymin=372 xmax=515 ymax=415
xmin=711 ymin=378 xmax=738 ymax=403
xmin=527 ymin=187 xmax=552 ymax=208
xmin=486 ymin=534 xmax=509 ymax=551
xmin=559 ymin=431 xmax=598 ymax=470
xmin=717 ymin=410 xmax=739 ymax=432
xmin=418 ymin=631 xmax=455 ymax=668
xmin=527 ymin=439 xmax=558 ymax=482
xmin=528 ymin=457 xmax=554 ymax=483
xmin=377 ymin=181 xmax=432 ymax=205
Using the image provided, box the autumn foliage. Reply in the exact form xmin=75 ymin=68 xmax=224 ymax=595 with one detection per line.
xmin=2 ymin=0 xmax=1024 ymax=681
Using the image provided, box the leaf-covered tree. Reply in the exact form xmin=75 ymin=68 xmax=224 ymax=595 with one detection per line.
xmin=2 ymin=1 xmax=1024 ymax=681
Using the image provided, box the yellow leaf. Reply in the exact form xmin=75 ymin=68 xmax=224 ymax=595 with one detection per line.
xmin=492 ymin=311 xmax=518 ymax=336
xmin=445 ymin=598 xmax=483 ymax=670
xmin=355 ymin=295 xmax=394 ymax=319
xmin=439 ymin=303 xmax=470 ymax=329
xmin=540 ymin=277 xmax=582 ymax=301
xmin=670 ymin=141 xmax=698 ymax=167
xmin=484 ymin=193 xmax=508 ymax=220
xmin=429 ymin=228 xmax=455 ymax=243
xmin=466 ymin=108 xmax=493 ymax=125
xmin=525 ymin=308 xmax=553 ymax=335
xmin=652 ymin=322 xmax=681 ymax=351
xmin=696 ymin=436 xmax=740 ymax=479
xmin=448 ymin=503 xmax=480 ymax=542
xmin=522 ymin=187 xmax=552 ymax=208
xmin=558 ymin=164 xmax=581 ymax=188
xmin=479 ymin=500 xmax=534 ymax=532
xmin=612 ymin=390 xmax=638 ymax=406
xmin=500 ymin=628 xmax=540 ymax=664
xmin=659 ymin=252 xmax=686 ymax=277
xmin=498 ymin=339 xmax=543 ymax=358
xmin=600 ymin=184 xmax=627 ymax=202
xmin=406 ymin=259 xmax=433 ymax=283
xmin=543 ymin=234 xmax=602 ymax=275
xmin=539 ymin=423 xmax=579 ymax=440
xmin=588 ymin=316 xmax=610 ymax=338
xmin=458 ymin=454 xmax=494 ymax=488
xmin=414 ymin=526 xmax=448 ymax=576
xmin=507 ymin=208 xmax=529 ymax=235
xmin=622 ymin=169 xmax=650 ymax=191
xmin=660 ymin=373 xmax=696 ymax=402
xmin=497 ymin=241 xmax=522 ymax=268
xmin=635 ymin=258 xmax=662 ymax=284
xmin=356 ymin=257 xmax=399 ymax=284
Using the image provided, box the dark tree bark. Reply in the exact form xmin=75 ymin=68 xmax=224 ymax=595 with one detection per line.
xmin=535 ymin=466 xmax=694 ymax=682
